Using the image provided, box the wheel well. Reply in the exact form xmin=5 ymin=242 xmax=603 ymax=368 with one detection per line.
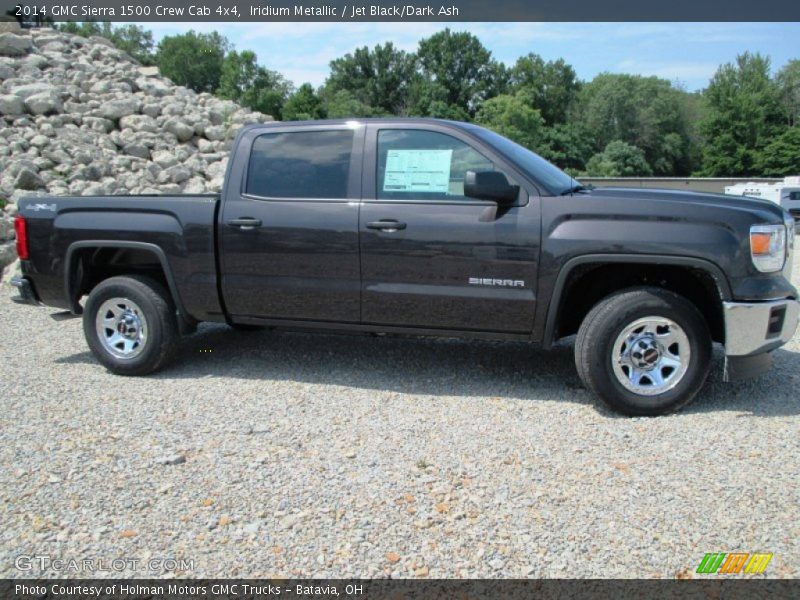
xmin=69 ymin=246 xmax=171 ymax=307
xmin=553 ymin=263 xmax=725 ymax=344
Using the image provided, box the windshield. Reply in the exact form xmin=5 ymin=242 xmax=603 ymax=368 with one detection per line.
xmin=466 ymin=125 xmax=580 ymax=195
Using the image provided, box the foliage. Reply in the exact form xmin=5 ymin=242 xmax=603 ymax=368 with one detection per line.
xmin=217 ymin=50 xmax=292 ymax=118
xmin=573 ymin=73 xmax=694 ymax=175
xmin=282 ymin=84 xmax=325 ymax=121
xmin=412 ymin=29 xmax=504 ymax=117
xmin=325 ymin=43 xmax=415 ymax=115
xmin=756 ymin=127 xmax=800 ymax=176
xmin=584 ymin=141 xmax=653 ymax=177
xmin=156 ymin=31 xmax=229 ymax=93
xmin=475 ymin=93 xmax=545 ymax=150
xmin=509 ymin=53 xmax=580 ymax=126
xmin=59 ymin=22 xmax=155 ymax=65
xmin=538 ymin=123 xmax=595 ymax=173
xmin=776 ymin=59 xmax=800 ymax=127
xmin=697 ymin=52 xmax=784 ymax=176
xmin=323 ymin=89 xmax=374 ymax=118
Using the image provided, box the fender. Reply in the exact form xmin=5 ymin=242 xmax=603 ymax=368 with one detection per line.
xmin=541 ymin=253 xmax=732 ymax=349
xmin=63 ymin=240 xmax=194 ymax=329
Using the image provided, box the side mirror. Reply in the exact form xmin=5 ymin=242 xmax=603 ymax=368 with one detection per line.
xmin=464 ymin=170 xmax=519 ymax=205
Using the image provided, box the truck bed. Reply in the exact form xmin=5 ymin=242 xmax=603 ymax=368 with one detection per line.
xmin=19 ymin=194 xmax=224 ymax=323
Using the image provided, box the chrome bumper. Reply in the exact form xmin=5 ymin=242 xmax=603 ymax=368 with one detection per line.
xmin=723 ymin=298 xmax=800 ymax=356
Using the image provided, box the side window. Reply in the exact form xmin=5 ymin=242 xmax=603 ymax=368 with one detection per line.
xmin=246 ymin=130 xmax=354 ymax=199
xmin=377 ymin=129 xmax=494 ymax=200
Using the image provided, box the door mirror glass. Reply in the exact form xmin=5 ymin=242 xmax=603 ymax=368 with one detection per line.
xmin=464 ymin=170 xmax=519 ymax=204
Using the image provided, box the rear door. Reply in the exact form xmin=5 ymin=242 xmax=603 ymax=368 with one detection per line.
xmin=359 ymin=123 xmax=541 ymax=333
xmin=220 ymin=123 xmax=364 ymax=323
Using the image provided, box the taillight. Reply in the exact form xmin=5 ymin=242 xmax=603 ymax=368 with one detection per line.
xmin=14 ymin=215 xmax=29 ymax=260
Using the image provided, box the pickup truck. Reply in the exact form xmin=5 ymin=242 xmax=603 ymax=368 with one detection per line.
xmin=10 ymin=118 xmax=800 ymax=416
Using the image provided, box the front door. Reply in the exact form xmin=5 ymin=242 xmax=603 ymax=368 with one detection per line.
xmin=220 ymin=125 xmax=363 ymax=323
xmin=359 ymin=125 xmax=540 ymax=333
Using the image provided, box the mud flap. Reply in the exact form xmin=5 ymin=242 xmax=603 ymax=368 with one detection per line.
xmin=723 ymin=352 xmax=773 ymax=382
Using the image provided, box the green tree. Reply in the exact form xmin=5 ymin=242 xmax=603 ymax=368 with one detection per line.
xmin=538 ymin=123 xmax=595 ymax=173
xmin=756 ymin=127 xmax=800 ymax=176
xmin=584 ymin=141 xmax=653 ymax=177
xmin=59 ymin=22 xmax=155 ymax=65
xmin=413 ymin=29 xmax=505 ymax=117
xmin=776 ymin=60 xmax=800 ymax=127
xmin=108 ymin=25 xmax=155 ymax=65
xmin=58 ymin=21 xmax=107 ymax=37
xmin=475 ymin=93 xmax=545 ymax=150
xmin=509 ymin=53 xmax=580 ymax=126
xmin=156 ymin=31 xmax=230 ymax=93
xmin=573 ymin=73 xmax=694 ymax=175
xmin=217 ymin=50 xmax=291 ymax=118
xmin=282 ymin=83 xmax=325 ymax=121
xmin=405 ymin=78 xmax=465 ymax=119
xmin=323 ymin=89 xmax=373 ymax=118
xmin=697 ymin=52 xmax=783 ymax=176
xmin=325 ymin=42 xmax=415 ymax=115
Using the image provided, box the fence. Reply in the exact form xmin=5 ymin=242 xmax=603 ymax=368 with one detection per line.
xmin=579 ymin=177 xmax=782 ymax=195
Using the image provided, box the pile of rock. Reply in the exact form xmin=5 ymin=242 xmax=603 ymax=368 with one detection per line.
xmin=0 ymin=24 xmax=274 ymax=280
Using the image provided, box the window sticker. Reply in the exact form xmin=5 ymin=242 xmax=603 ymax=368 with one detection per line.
xmin=383 ymin=149 xmax=453 ymax=193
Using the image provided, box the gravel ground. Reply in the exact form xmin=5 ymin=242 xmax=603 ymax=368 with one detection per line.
xmin=1 ymin=259 xmax=799 ymax=579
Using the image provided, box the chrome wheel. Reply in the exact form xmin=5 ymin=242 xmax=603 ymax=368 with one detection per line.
xmin=95 ymin=297 xmax=148 ymax=359
xmin=611 ymin=316 xmax=690 ymax=396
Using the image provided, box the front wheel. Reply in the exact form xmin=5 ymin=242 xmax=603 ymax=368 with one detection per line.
xmin=83 ymin=275 xmax=179 ymax=375
xmin=575 ymin=287 xmax=711 ymax=416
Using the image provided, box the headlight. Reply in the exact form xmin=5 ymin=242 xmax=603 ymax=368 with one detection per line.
xmin=750 ymin=224 xmax=786 ymax=272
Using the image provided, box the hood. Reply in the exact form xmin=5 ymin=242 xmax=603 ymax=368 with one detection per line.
xmin=583 ymin=186 xmax=786 ymax=221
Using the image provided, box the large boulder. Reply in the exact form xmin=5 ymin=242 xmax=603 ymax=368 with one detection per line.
xmin=11 ymin=83 xmax=57 ymax=100
xmin=119 ymin=114 xmax=157 ymax=133
xmin=0 ymin=33 xmax=31 ymax=57
xmin=24 ymin=91 xmax=63 ymax=115
xmin=99 ymin=98 xmax=139 ymax=121
xmin=164 ymin=119 xmax=194 ymax=142
xmin=0 ymin=94 xmax=24 ymax=115
xmin=14 ymin=167 xmax=45 ymax=190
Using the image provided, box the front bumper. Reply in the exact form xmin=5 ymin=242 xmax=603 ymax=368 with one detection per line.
xmin=723 ymin=298 xmax=800 ymax=357
xmin=722 ymin=297 xmax=799 ymax=381
xmin=10 ymin=276 xmax=41 ymax=306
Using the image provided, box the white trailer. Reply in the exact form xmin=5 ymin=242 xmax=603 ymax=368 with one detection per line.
xmin=725 ymin=176 xmax=800 ymax=224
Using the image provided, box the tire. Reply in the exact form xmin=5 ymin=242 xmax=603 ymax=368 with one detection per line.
xmin=83 ymin=275 xmax=179 ymax=375
xmin=574 ymin=287 xmax=711 ymax=416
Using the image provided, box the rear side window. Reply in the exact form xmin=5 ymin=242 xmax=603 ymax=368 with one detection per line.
xmin=246 ymin=130 xmax=354 ymax=199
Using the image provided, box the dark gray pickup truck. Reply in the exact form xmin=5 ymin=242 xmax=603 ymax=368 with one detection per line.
xmin=11 ymin=118 xmax=799 ymax=415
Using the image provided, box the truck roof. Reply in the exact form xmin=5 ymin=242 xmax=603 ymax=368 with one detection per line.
xmin=241 ymin=117 xmax=478 ymax=131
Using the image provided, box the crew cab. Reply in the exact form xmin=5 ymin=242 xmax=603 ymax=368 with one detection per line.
xmin=11 ymin=118 xmax=800 ymax=415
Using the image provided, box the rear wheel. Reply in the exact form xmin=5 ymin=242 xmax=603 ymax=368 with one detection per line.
xmin=575 ymin=287 xmax=711 ymax=416
xmin=83 ymin=275 xmax=179 ymax=375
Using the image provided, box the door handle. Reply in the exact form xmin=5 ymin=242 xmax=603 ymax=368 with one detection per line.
xmin=227 ymin=218 xmax=262 ymax=230
xmin=366 ymin=220 xmax=406 ymax=232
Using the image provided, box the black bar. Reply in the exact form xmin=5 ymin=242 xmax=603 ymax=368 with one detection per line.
xmin=2 ymin=0 xmax=800 ymax=22
xmin=3 ymin=579 xmax=800 ymax=600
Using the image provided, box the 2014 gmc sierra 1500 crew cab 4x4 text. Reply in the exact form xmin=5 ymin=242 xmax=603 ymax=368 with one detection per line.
xmin=10 ymin=118 xmax=800 ymax=415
